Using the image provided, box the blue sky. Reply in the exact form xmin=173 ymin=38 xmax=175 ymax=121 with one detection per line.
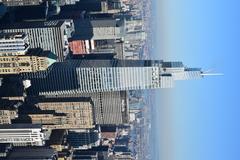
xmin=151 ymin=0 xmax=240 ymax=160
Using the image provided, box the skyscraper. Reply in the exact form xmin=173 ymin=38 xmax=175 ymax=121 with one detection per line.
xmin=0 ymin=20 xmax=74 ymax=61
xmin=0 ymin=32 xmax=29 ymax=56
xmin=50 ymin=91 xmax=129 ymax=126
xmin=0 ymin=33 xmax=56 ymax=75
xmin=74 ymin=19 xmax=124 ymax=40
xmin=24 ymin=59 xmax=204 ymax=96
xmin=33 ymin=97 xmax=95 ymax=129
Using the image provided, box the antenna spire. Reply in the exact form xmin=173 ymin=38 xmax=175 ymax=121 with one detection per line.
xmin=201 ymin=73 xmax=224 ymax=76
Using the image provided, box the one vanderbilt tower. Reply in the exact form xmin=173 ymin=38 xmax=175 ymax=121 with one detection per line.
xmin=24 ymin=58 xmax=206 ymax=96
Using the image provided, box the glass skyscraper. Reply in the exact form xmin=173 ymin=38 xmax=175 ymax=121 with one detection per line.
xmin=24 ymin=59 xmax=203 ymax=96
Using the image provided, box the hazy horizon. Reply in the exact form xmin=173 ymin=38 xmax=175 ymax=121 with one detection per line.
xmin=151 ymin=0 xmax=240 ymax=160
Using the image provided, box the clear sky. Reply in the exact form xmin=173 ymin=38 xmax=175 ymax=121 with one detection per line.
xmin=151 ymin=0 xmax=240 ymax=160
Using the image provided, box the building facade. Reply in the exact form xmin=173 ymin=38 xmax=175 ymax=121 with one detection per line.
xmin=79 ymin=91 xmax=129 ymax=125
xmin=49 ymin=91 xmax=129 ymax=125
xmin=0 ymin=110 xmax=17 ymax=124
xmin=0 ymin=32 xmax=29 ymax=56
xmin=0 ymin=20 xmax=73 ymax=61
xmin=33 ymin=97 xmax=95 ymax=129
xmin=0 ymin=48 xmax=56 ymax=74
xmin=0 ymin=124 xmax=45 ymax=146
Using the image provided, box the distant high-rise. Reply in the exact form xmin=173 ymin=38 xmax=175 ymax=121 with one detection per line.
xmin=84 ymin=91 xmax=129 ymax=126
xmin=1 ymin=0 xmax=42 ymax=6
xmin=0 ymin=20 xmax=74 ymax=61
xmin=24 ymin=59 xmax=204 ymax=96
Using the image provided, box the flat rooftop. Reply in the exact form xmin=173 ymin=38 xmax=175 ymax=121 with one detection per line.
xmin=0 ymin=20 xmax=65 ymax=29
xmin=0 ymin=124 xmax=42 ymax=129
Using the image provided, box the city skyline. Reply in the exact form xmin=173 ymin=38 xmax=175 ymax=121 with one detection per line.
xmin=0 ymin=0 xmax=153 ymax=159
xmin=0 ymin=0 xmax=237 ymax=160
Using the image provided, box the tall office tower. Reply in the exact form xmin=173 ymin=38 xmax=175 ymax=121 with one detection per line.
xmin=51 ymin=91 xmax=129 ymax=125
xmin=1 ymin=0 xmax=42 ymax=6
xmin=0 ymin=48 xmax=56 ymax=74
xmin=31 ymin=97 xmax=95 ymax=129
xmin=67 ymin=129 xmax=101 ymax=150
xmin=0 ymin=124 xmax=45 ymax=146
xmin=74 ymin=19 xmax=124 ymax=40
xmin=81 ymin=91 xmax=129 ymax=126
xmin=0 ymin=32 xmax=29 ymax=56
xmin=0 ymin=2 xmax=49 ymax=24
xmin=0 ymin=20 xmax=74 ymax=61
xmin=24 ymin=60 xmax=204 ymax=96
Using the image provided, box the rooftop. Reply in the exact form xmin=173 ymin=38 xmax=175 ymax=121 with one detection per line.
xmin=0 ymin=99 xmax=22 ymax=110
xmin=37 ymin=97 xmax=93 ymax=103
xmin=7 ymin=147 xmax=57 ymax=160
xmin=47 ymin=129 xmax=66 ymax=145
xmin=0 ymin=123 xmax=42 ymax=129
xmin=0 ymin=20 xmax=65 ymax=30
xmin=27 ymin=48 xmax=57 ymax=59
xmin=0 ymin=32 xmax=27 ymax=40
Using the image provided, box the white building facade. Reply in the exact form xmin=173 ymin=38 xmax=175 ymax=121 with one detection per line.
xmin=0 ymin=32 xmax=29 ymax=56
xmin=0 ymin=124 xmax=45 ymax=146
xmin=25 ymin=60 xmax=204 ymax=96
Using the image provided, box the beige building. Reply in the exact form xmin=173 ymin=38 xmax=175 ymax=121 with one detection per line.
xmin=0 ymin=110 xmax=18 ymax=124
xmin=0 ymin=32 xmax=56 ymax=75
xmin=31 ymin=97 xmax=95 ymax=129
xmin=0 ymin=48 xmax=56 ymax=74
xmin=28 ymin=113 xmax=67 ymax=126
